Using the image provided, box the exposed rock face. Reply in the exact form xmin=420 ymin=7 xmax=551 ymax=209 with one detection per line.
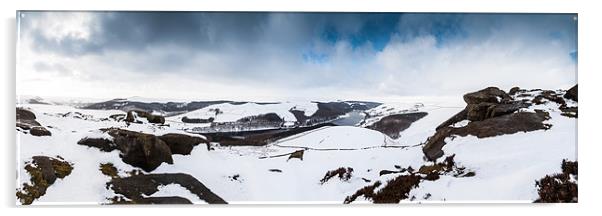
xmin=564 ymin=84 xmax=578 ymax=102
xmin=108 ymin=129 xmax=173 ymax=172
xmin=423 ymin=87 xmax=554 ymax=161
xmin=125 ymin=110 xmax=165 ymax=124
xmin=367 ymin=112 xmax=428 ymax=139
xmin=108 ymin=173 xmax=227 ymax=204
xmin=158 ymin=133 xmax=207 ymax=155
xmin=16 ymin=156 xmax=73 ymax=205
xmin=466 ymin=101 xmax=530 ymax=121
xmin=16 ymin=108 xmax=51 ymax=136
xmin=78 ymin=128 xmax=174 ymax=172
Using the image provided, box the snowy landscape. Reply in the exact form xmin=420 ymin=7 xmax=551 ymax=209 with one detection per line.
xmin=15 ymin=85 xmax=578 ymax=204
xmin=15 ymin=12 xmax=578 ymax=205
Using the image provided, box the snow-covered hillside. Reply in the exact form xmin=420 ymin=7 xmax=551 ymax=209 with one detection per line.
xmin=15 ymin=86 xmax=578 ymax=205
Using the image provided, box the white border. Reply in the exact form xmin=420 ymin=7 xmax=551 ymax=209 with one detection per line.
xmin=2 ymin=0 xmax=601 ymax=215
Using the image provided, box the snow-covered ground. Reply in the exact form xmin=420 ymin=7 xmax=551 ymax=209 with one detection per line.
xmin=15 ymin=93 xmax=576 ymax=204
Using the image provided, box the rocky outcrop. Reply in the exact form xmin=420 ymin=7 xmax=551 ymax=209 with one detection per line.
xmin=423 ymin=87 xmax=554 ymax=161
xmin=107 ymin=173 xmax=227 ymax=204
xmin=564 ymin=84 xmax=578 ymax=102
xmin=16 ymin=108 xmax=51 ymax=136
xmin=16 ymin=156 xmax=73 ymax=205
xmin=78 ymin=128 xmax=173 ymax=172
xmin=78 ymin=129 xmax=208 ymax=171
xmin=535 ymin=159 xmax=578 ymax=203
xmin=463 ymin=87 xmax=511 ymax=104
xmin=366 ymin=112 xmax=428 ymax=139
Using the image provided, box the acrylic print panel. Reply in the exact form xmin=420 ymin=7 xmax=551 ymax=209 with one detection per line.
xmin=15 ymin=11 xmax=578 ymax=205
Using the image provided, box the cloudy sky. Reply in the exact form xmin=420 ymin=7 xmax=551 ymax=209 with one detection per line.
xmin=17 ymin=12 xmax=577 ymax=101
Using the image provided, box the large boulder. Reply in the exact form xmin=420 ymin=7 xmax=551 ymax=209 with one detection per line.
xmin=16 ymin=108 xmax=37 ymax=123
xmin=107 ymin=129 xmax=173 ymax=172
xmin=158 ymin=133 xmax=207 ymax=155
xmin=463 ymin=87 xmax=510 ymax=104
xmin=78 ymin=129 xmax=173 ymax=172
xmin=29 ymin=126 xmax=51 ymax=136
xmin=564 ymin=84 xmax=578 ymax=102
xmin=16 ymin=108 xmax=51 ymax=136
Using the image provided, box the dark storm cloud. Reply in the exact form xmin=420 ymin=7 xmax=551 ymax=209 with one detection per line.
xmin=18 ymin=12 xmax=578 ymax=99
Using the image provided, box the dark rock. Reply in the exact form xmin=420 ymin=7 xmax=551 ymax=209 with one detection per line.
xmin=486 ymin=102 xmax=530 ymax=118
xmin=508 ymin=87 xmax=521 ymax=95
xmin=564 ymin=84 xmax=578 ymax=102
xmin=78 ymin=138 xmax=115 ymax=152
xmin=181 ymin=116 xmax=214 ymax=123
xmin=466 ymin=102 xmax=496 ymax=121
xmin=320 ymin=167 xmax=353 ymax=184
xmin=31 ymin=156 xmax=59 ymax=185
xmin=287 ymin=150 xmax=304 ymax=161
xmin=533 ymin=90 xmax=567 ymax=105
xmin=463 ymin=87 xmax=510 ymax=104
xmin=371 ymin=174 xmax=422 ymax=203
xmin=158 ymin=133 xmax=207 ymax=155
xmin=466 ymin=101 xmax=529 ymax=121
xmin=379 ymin=170 xmax=401 ymax=176
xmin=108 ymin=129 xmax=173 ymax=172
xmin=17 ymin=108 xmax=37 ymax=121
xmin=30 ymin=126 xmax=51 ymax=136
xmin=366 ymin=112 xmax=428 ymax=139
xmin=146 ymin=115 xmax=165 ymax=124
xmin=78 ymin=129 xmax=173 ymax=172
xmin=16 ymin=108 xmax=49 ymax=134
xmin=108 ymin=173 xmax=227 ymax=204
